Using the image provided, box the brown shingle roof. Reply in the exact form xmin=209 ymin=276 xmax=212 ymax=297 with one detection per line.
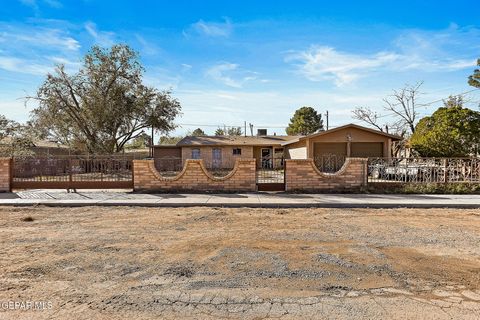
xmin=176 ymin=135 xmax=302 ymax=147
xmin=281 ymin=123 xmax=403 ymax=146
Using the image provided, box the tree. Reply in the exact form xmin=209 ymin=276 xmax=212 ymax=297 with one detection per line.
xmin=0 ymin=115 xmax=34 ymax=157
xmin=158 ymin=135 xmax=183 ymax=145
xmin=28 ymin=44 xmax=181 ymax=153
xmin=124 ymin=132 xmax=150 ymax=149
xmin=468 ymin=58 xmax=480 ymax=88
xmin=215 ymin=128 xmax=225 ymax=136
xmin=353 ymin=82 xmax=423 ymax=136
xmin=286 ymin=106 xmax=324 ymax=135
xmin=352 ymin=107 xmax=385 ymax=132
xmin=191 ymin=128 xmax=206 ymax=136
xmin=410 ymin=97 xmax=480 ymax=157
xmin=227 ymin=127 xmax=242 ymax=136
xmin=214 ymin=127 xmax=241 ymax=136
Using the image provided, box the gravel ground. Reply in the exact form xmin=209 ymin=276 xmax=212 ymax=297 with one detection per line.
xmin=0 ymin=206 xmax=479 ymax=319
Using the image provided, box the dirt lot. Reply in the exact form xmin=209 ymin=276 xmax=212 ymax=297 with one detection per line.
xmin=0 ymin=206 xmax=479 ymax=319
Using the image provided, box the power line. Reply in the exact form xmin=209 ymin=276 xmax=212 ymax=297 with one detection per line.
xmin=175 ymin=88 xmax=479 ymax=130
xmin=177 ymin=123 xmax=287 ymax=128
xmin=371 ymin=88 xmax=479 ymax=120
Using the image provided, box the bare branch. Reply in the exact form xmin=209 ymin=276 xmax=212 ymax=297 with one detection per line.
xmin=352 ymin=107 xmax=385 ymax=132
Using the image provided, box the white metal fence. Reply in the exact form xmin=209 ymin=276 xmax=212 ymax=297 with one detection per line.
xmin=368 ymin=157 xmax=480 ymax=183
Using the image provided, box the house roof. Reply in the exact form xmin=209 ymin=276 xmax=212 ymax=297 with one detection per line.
xmin=151 ymin=144 xmax=179 ymax=148
xmin=0 ymin=137 xmax=69 ymax=149
xmin=281 ymin=123 xmax=403 ymax=146
xmin=175 ymin=135 xmax=302 ymax=147
xmin=32 ymin=139 xmax=70 ymax=149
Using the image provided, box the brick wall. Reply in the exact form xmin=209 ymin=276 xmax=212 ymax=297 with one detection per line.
xmin=133 ymin=158 xmax=256 ymax=192
xmin=285 ymin=158 xmax=367 ymax=192
xmin=0 ymin=158 xmax=11 ymax=192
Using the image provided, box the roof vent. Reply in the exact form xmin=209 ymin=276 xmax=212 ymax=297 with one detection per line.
xmin=257 ymin=129 xmax=267 ymax=136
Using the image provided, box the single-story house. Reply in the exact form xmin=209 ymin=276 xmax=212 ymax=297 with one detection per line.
xmin=0 ymin=138 xmax=72 ymax=156
xmin=152 ymin=124 xmax=402 ymax=170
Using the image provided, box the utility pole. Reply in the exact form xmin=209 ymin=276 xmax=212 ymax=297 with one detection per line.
xmin=325 ymin=110 xmax=329 ymax=130
xmin=249 ymin=123 xmax=254 ymax=136
xmin=244 ymin=121 xmax=247 ymax=137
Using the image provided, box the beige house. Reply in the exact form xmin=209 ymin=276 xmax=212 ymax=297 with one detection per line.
xmin=152 ymin=124 xmax=402 ymax=169
xmin=282 ymin=123 xmax=401 ymax=159
xmin=153 ymin=134 xmax=300 ymax=169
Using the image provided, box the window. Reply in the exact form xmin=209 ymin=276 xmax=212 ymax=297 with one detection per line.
xmin=232 ymin=148 xmax=242 ymax=156
xmin=191 ymin=148 xmax=200 ymax=159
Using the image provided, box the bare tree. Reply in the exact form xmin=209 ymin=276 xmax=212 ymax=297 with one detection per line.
xmin=352 ymin=107 xmax=385 ymax=132
xmin=383 ymin=82 xmax=423 ymax=135
xmin=353 ymin=82 xmax=423 ymax=136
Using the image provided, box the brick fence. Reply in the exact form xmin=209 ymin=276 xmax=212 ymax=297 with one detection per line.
xmin=0 ymin=158 xmax=11 ymax=192
xmin=285 ymin=158 xmax=367 ymax=192
xmin=1 ymin=157 xmax=368 ymax=193
xmin=133 ymin=158 xmax=256 ymax=192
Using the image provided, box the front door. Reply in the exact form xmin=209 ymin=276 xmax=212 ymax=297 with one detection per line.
xmin=261 ymin=148 xmax=272 ymax=169
xmin=212 ymin=148 xmax=222 ymax=169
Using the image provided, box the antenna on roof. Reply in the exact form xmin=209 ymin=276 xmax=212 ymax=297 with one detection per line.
xmin=244 ymin=121 xmax=247 ymax=137
xmin=249 ymin=123 xmax=254 ymax=136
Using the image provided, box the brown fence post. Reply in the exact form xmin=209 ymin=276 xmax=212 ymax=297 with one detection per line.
xmin=363 ymin=158 xmax=368 ymax=186
xmin=68 ymin=157 xmax=73 ymax=189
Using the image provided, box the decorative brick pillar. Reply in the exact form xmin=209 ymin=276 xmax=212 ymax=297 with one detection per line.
xmin=0 ymin=158 xmax=12 ymax=192
xmin=285 ymin=158 xmax=367 ymax=192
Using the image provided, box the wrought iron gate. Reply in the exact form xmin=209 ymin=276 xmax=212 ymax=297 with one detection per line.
xmin=256 ymin=154 xmax=285 ymax=191
xmin=11 ymin=155 xmax=134 ymax=189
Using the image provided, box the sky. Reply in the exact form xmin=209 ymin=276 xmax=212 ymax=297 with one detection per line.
xmin=0 ymin=0 xmax=479 ymax=137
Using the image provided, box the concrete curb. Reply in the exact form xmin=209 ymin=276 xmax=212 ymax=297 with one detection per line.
xmin=0 ymin=201 xmax=479 ymax=209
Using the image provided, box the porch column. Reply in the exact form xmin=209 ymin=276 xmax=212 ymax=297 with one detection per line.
xmin=307 ymin=138 xmax=313 ymax=158
xmin=386 ymin=139 xmax=392 ymax=158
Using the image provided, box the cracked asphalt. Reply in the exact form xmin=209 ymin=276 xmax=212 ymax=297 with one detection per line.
xmin=0 ymin=206 xmax=479 ymax=319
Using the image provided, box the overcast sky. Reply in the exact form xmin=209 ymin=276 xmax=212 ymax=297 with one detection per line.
xmin=1 ymin=0 xmax=479 ymax=136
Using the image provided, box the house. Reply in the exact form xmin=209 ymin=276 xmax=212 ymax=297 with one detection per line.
xmin=153 ymin=133 xmax=301 ymax=170
xmin=282 ymin=123 xmax=402 ymax=159
xmin=152 ymin=124 xmax=402 ymax=170
xmin=0 ymin=138 xmax=72 ymax=156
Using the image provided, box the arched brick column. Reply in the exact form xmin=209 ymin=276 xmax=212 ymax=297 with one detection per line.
xmin=133 ymin=159 xmax=256 ymax=192
xmin=285 ymin=158 xmax=367 ymax=192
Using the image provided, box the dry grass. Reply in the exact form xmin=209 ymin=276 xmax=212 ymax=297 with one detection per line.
xmin=0 ymin=206 xmax=479 ymax=319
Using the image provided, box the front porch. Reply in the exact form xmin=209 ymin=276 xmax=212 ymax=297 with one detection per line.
xmin=253 ymin=146 xmax=285 ymax=169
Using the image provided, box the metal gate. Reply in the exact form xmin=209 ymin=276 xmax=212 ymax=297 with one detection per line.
xmin=256 ymin=154 xmax=285 ymax=191
xmin=11 ymin=155 xmax=134 ymax=189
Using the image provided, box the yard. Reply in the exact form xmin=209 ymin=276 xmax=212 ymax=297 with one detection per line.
xmin=0 ymin=206 xmax=479 ymax=319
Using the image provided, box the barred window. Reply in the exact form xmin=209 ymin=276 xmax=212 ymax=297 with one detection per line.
xmin=233 ymin=148 xmax=241 ymax=155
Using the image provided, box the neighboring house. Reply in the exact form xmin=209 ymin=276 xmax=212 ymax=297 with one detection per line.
xmin=152 ymin=124 xmax=402 ymax=170
xmin=0 ymin=138 xmax=72 ymax=156
xmin=29 ymin=139 xmax=72 ymax=156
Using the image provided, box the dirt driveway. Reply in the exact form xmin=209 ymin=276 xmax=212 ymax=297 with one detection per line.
xmin=0 ymin=206 xmax=479 ymax=319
